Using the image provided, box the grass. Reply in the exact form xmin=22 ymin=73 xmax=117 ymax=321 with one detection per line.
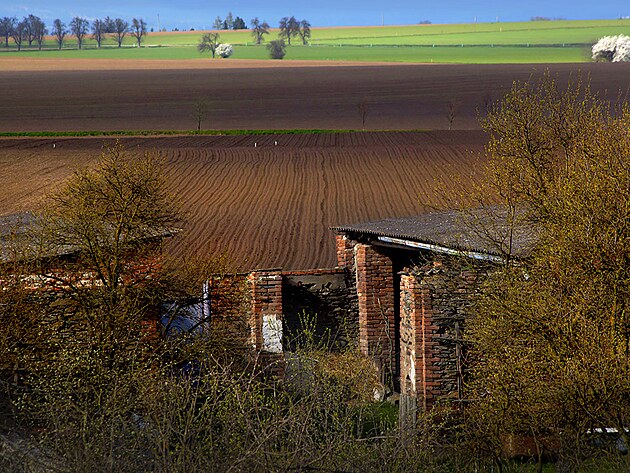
xmin=0 ymin=43 xmax=590 ymax=63
xmin=0 ymin=19 xmax=628 ymax=63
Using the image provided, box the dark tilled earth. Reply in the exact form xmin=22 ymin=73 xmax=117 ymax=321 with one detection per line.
xmin=1 ymin=61 xmax=629 ymax=132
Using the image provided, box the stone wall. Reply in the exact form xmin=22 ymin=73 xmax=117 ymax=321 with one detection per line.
xmin=399 ymin=256 xmax=493 ymax=409
xmin=282 ymin=268 xmax=358 ymax=351
xmin=245 ymin=267 xmax=359 ymax=357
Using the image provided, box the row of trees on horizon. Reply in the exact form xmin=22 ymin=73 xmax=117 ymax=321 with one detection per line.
xmin=0 ymin=13 xmax=312 ymax=51
xmin=0 ymin=15 xmax=149 ymax=50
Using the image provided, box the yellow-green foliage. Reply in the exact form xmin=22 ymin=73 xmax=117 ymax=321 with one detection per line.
xmin=462 ymin=73 xmax=630 ymax=469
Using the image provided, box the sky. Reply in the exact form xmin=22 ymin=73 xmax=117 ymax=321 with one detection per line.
xmin=1 ymin=1 xmax=629 ymax=31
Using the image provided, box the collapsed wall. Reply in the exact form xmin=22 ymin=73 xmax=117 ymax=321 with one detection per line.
xmin=245 ymin=268 xmax=359 ymax=355
xmin=228 ymin=231 xmax=495 ymax=415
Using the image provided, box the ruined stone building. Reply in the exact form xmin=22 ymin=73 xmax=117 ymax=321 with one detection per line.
xmin=1 ymin=209 xmax=536 ymax=414
xmin=247 ymin=210 xmax=536 ymax=412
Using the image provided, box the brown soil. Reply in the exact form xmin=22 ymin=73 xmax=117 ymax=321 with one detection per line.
xmin=0 ymin=131 xmax=485 ymax=270
xmin=0 ymin=57 xmax=408 ymax=71
xmin=1 ymin=62 xmax=629 ymax=132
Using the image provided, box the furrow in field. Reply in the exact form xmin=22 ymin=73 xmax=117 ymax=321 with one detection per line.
xmin=0 ymin=131 xmax=488 ymax=270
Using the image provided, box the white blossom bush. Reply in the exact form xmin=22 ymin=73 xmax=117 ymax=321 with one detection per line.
xmin=215 ymin=43 xmax=233 ymax=58
xmin=592 ymin=35 xmax=630 ymax=62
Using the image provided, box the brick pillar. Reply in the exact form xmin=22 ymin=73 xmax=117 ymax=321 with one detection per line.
xmin=419 ymin=281 xmax=441 ymax=409
xmin=335 ymin=234 xmax=355 ymax=268
xmin=399 ymin=273 xmax=440 ymax=411
xmin=354 ymin=243 xmax=395 ymax=385
xmin=399 ymin=274 xmax=421 ymax=410
xmin=248 ymin=270 xmax=283 ymax=353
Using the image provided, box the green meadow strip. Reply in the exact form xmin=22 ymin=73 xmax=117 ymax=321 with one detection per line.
xmin=0 ymin=19 xmax=628 ymax=63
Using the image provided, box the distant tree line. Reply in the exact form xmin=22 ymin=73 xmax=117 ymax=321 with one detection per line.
xmin=278 ymin=16 xmax=311 ymax=45
xmin=210 ymin=13 xmax=311 ymax=46
xmin=0 ymin=14 xmax=148 ymax=50
xmin=0 ymin=15 xmax=47 ymax=50
xmin=0 ymin=13 xmax=313 ymax=53
xmin=213 ymin=12 xmax=247 ymax=30
xmin=530 ymin=16 xmax=566 ymax=21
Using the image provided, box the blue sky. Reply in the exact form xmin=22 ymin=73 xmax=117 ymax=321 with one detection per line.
xmin=1 ymin=1 xmax=629 ymax=30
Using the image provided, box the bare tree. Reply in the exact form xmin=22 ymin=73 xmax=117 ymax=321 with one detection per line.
xmin=279 ymin=16 xmax=299 ymax=45
xmin=52 ymin=19 xmax=67 ymax=50
xmin=250 ymin=17 xmax=270 ymax=44
xmin=0 ymin=17 xmax=16 ymax=48
xmin=70 ymin=16 xmax=89 ymax=49
xmin=212 ymin=16 xmax=223 ymax=30
xmin=446 ymin=100 xmax=458 ymax=130
xmin=39 ymin=143 xmax=180 ymax=303
xmin=298 ymin=19 xmax=311 ymax=45
xmin=224 ymin=11 xmax=234 ymax=30
xmin=131 ymin=18 xmax=147 ymax=47
xmin=11 ymin=19 xmax=27 ymax=51
xmin=113 ymin=18 xmax=128 ymax=47
xmin=481 ymin=90 xmax=494 ymax=117
xmin=92 ymin=19 xmax=105 ymax=48
xmin=197 ymin=32 xmax=221 ymax=58
xmin=24 ymin=14 xmax=40 ymax=47
xmin=357 ymin=101 xmax=369 ymax=130
xmin=103 ymin=16 xmax=116 ymax=33
xmin=31 ymin=16 xmax=47 ymax=50
xmin=192 ymin=99 xmax=208 ymax=132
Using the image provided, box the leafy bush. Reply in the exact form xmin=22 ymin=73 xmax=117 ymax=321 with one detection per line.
xmin=215 ymin=43 xmax=233 ymax=58
xmin=267 ymin=40 xmax=286 ymax=60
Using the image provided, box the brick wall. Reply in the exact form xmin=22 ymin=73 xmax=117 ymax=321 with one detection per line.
xmin=401 ymin=256 xmax=492 ymax=409
xmin=248 ymin=269 xmax=283 ymax=352
xmin=354 ymin=243 xmax=396 ymax=386
xmin=399 ymin=274 xmax=421 ymax=414
xmin=336 ymin=234 xmax=355 ymax=269
xmin=207 ymin=274 xmax=249 ymax=346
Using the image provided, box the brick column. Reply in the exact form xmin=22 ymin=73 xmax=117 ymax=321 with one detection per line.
xmin=248 ymin=270 xmax=283 ymax=353
xmin=335 ymin=234 xmax=355 ymax=268
xmin=400 ymin=276 xmax=443 ymax=410
xmin=399 ymin=274 xmax=421 ymax=398
xmin=399 ymin=273 xmax=440 ymax=411
xmin=354 ymin=243 xmax=395 ymax=384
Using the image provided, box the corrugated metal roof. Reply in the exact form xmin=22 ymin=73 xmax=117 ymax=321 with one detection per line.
xmin=331 ymin=209 xmax=537 ymax=259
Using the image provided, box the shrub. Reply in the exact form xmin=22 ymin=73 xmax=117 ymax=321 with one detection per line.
xmin=592 ymin=35 xmax=630 ymax=62
xmin=215 ymin=43 xmax=233 ymax=58
xmin=267 ymin=40 xmax=286 ymax=60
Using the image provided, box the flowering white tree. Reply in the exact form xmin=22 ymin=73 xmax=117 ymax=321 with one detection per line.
xmin=592 ymin=35 xmax=630 ymax=62
xmin=215 ymin=43 xmax=233 ymax=58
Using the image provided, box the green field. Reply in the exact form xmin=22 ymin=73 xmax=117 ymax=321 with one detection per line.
xmin=0 ymin=19 xmax=628 ymax=63
xmin=1 ymin=44 xmax=590 ymax=63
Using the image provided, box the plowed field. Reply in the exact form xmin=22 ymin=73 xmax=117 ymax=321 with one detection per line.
xmin=0 ymin=131 xmax=485 ymax=270
xmin=2 ymin=61 xmax=630 ymax=132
